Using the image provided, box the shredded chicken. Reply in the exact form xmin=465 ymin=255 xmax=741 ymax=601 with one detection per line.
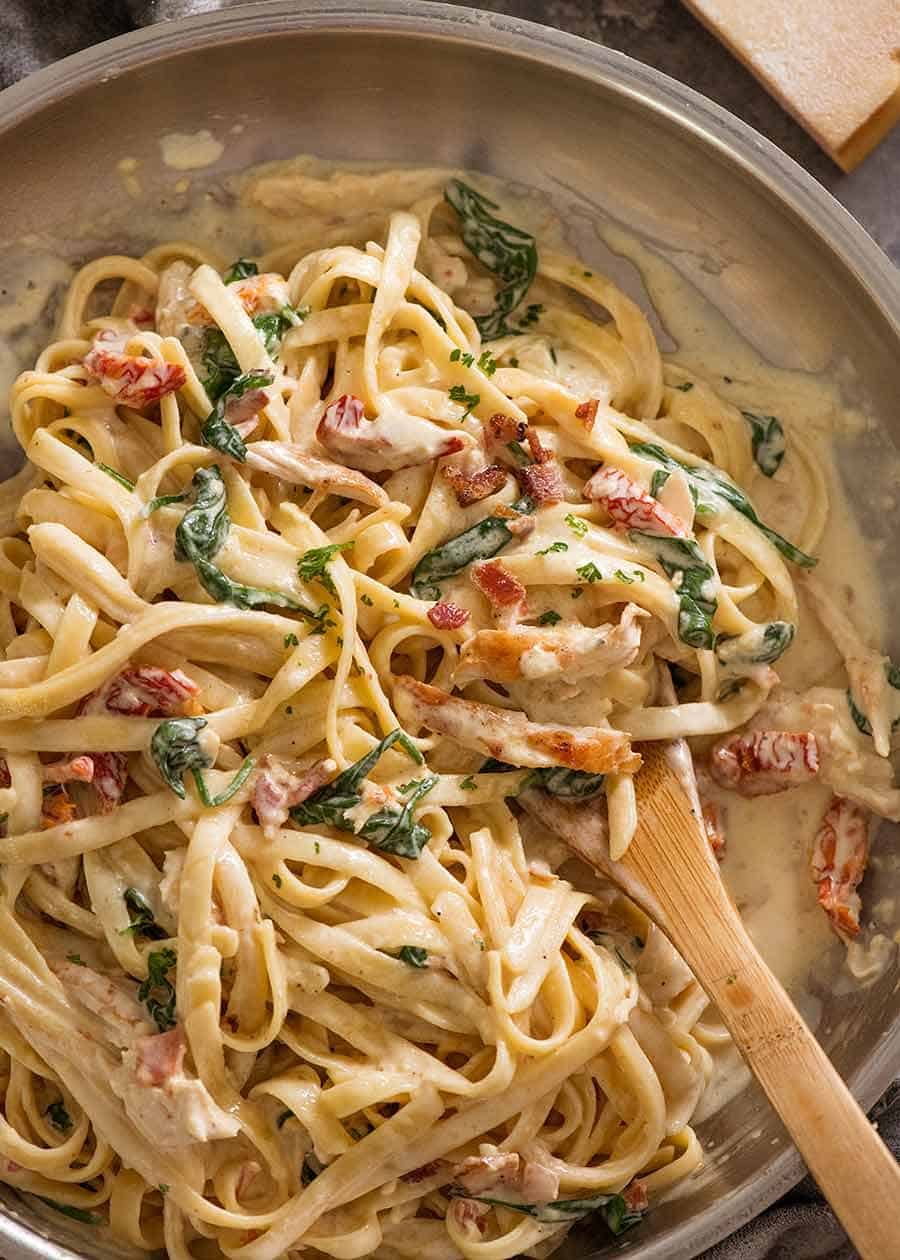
xmin=454 ymin=603 xmax=644 ymax=686
xmin=395 ymin=676 xmax=641 ymax=776
xmin=111 ymin=1027 xmax=240 ymax=1149
xmin=51 ymin=962 xmax=154 ymax=1046
xmin=245 ymin=442 xmax=388 ymax=507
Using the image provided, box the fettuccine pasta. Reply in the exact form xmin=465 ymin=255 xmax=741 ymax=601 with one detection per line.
xmin=0 ymin=168 xmax=895 ymax=1260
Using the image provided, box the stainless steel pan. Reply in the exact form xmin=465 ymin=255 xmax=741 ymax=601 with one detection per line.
xmin=0 ymin=4 xmax=896 ymax=1257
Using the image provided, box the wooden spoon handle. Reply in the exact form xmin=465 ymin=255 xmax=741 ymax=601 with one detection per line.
xmin=626 ymin=751 xmax=900 ymax=1260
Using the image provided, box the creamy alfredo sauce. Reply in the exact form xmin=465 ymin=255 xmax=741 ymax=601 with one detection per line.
xmin=0 ymin=154 xmax=894 ymax=1127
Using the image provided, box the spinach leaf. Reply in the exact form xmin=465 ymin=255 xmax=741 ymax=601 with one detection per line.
xmin=151 ymin=717 xmax=214 ymax=798
xmin=444 ymin=179 xmax=538 ymax=341
xmin=410 ymin=496 xmax=533 ymax=600
xmin=479 ymin=760 xmax=605 ymax=799
xmin=96 ymin=463 xmax=135 ymax=491
xmin=174 ymin=466 xmax=307 ymax=613
xmin=290 ymin=730 xmax=434 ymax=858
xmin=223 ymin=258 xmax=258 ymax=283
xmin=120 ymin=887 xmax=167 ymax=941
xmin=45 ymin=1100 xmax=72 ymax=1132
xmin=201 ymin=369 xmax=274 ymax=462
xmin=741 ymin=410 xmax=785 ymax=477
xmin=174 ymin=466 xmax=230 ymax=563
xmin=253 ymin=306 xmax=304 ymax=354
xmin=446 ymin=1187 xmax=643 ymax=1235
xmin=190 ymin=556 xmax=306 ymax=613
xmin=716 ymin=621 xmax=794 ymax=666
xmin=201 ymin=328 xmax=241 ymax=402
xmin=138 ymin=947 xmax=177 ymax=1032
xmin=388 ymin=945 xmax=429 ymax=967
xmin=629 ymin=531 xmax=718 ymax=649
xmin=297 ymin=541 xmax=355 ymax=598
xmin=630 ymin=442 xmax=815 ymax=568
xmin=357 ymin=775 xmax=438 ymax=858
xmin=140 ymin=490 xmax=190 ymax=518
xmin=526 ymin=767 xmax=606 ymax=798
xmin=151 ymin=716 xmax=255 ymax=807
xmin=201 ymin=310 xmax=302 ymax=401
xmin=37 ymin=1199 xmax=101 ymax=1226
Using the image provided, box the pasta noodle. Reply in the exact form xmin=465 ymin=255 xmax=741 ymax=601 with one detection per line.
xmin=0 ymin=167 xmax=894 ymax=1260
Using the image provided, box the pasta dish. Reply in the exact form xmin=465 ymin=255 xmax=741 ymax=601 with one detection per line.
xmin=0 ymin=166 xmax=896 ymax=1260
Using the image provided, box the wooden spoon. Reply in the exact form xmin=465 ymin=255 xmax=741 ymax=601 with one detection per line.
xmin=522 ymin=741 xmax=900 ymax=1260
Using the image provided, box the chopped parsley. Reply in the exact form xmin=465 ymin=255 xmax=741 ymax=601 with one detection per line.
xmin=284 ymin=632 xmax=300 ymax=648
xmin=477 ymin=349 xmax=497 ymax=377
xmin=614 ymin=569 xmax=634 ymax=584
xmin=518 ymin=302 xmax=544 ymax=328
xmin=449 ymin=347 xmax=475 ymax=368
xmin=576 ymin=562 xmax=603 ymax=583
xmin=360 ymin=594 xmax=374 ymax=607
xmin=537 ymin=610 xmax=562 ymax=625
xmin=120 ymin=887 xmax=166 ymax=941
xmin=536 ymin=540 xmax=568 ymax=556
xmin=297 ymin=541 xmax=354 ymax=597
xmin=565 ymin=513 xmax=588 ymax=537
xmin=448 ymin=384 xmax=480 ymax=417
xmin=272 ymin=873 xmax=283 ymax=888
xmin=459 ymin=775 xmax=477 ymax=791
xmin=672 ymin=381 xmax=694 ymax=393
xmin=65 ymin=953 xmax=86 ymax=966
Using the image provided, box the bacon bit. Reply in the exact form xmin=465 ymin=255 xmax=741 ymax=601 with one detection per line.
xmin=443 ymin=463 xmax=508 ymax=507
xmin=485 ymin=413 xmax=527 ymax=448
xmin=584 ymin=466 xmax=689 ymax=537
xmin=525 ymin=429 xmax=552 ymax=464
xmin=471 ymin=560 xmax=527 ymax=619
xmin=41 ymin=788 xmax=77 ymax=830
xmin=517 ymin=459 xmax=565 ymax=505
xmin=253 ymin=756 xmax=337 ymax=838
xmin=427 ymin=601 xmax=470 ymax=630
xmin=83 ymin=344 xmax=186 ymax=409
xmin=89 ymin=752 xmax=130 ymax=814
xmin=133 ymin=1026 xmax=186 ymax=1087
xmin=623 ymin=1179 xmax=649 ymax=1213
xmin=701 ymin=798 xmax=727 ymax=859
xmin=575 ymin=399 xmax=599 ymax=426
xmin=401 ymin=1159 xmax=448 ymax=1184
xmin=812 ymin=796 xmax=871 ymax=938
xmin=709 ymin=730 xmax=819 ymax=797
xmin=86 ymin=666 xmax=201 ymax=718
xmin=41 ymin=756 xmax=94 ymax=786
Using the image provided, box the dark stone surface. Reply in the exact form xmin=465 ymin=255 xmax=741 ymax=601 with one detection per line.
xmin=0 ymin=0 xmax=896 ymax=260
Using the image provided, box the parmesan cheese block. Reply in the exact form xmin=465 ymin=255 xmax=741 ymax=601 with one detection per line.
xmin=682 ymin=0 xmax=900 ymax=169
